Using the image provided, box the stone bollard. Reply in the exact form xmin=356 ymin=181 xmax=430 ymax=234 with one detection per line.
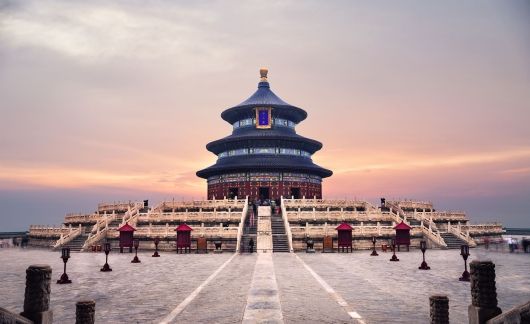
xmin=430 ymin=295 xmax=449 ymax=324
xmin=76 ymin=300 xmax=96 ymax=324
xmin=468 ymin=260 xmax=502 ymax=324
xmin=20 ymin=264 xmax=53 ymax=324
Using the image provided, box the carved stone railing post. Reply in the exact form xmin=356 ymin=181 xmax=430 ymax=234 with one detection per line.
xmin=75 ymin=300 xmax=96 ymax=324
xmin=468 ymin=261 xmax=502 ymax=324
xmin=21 ymin=265 xmax=53 ymax=324
xmin=429 ymin=295 xmax=449 ymax=324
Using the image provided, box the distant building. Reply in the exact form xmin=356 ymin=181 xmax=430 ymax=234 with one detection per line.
xmin=197 ymin=68 xmax=332 ymax=201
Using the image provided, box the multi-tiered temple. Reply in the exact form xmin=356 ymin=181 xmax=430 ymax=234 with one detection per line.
xmin=26 ymin=69 xmax=506 ymax=253
xmin=197 ymin=69 xmax=332 ymax=201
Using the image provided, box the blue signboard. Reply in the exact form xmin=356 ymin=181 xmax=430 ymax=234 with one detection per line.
xmin=258 ymin=110 xmax=269 ymax=126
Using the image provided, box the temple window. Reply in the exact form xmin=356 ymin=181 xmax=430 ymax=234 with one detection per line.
xmin=218 ymin=147 xmax=311 ymax=159
xmin=233 ymin=117 xmax=296 ymax=129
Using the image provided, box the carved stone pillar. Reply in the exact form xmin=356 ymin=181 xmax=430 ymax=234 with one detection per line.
xmin=429 ymin=295 xmax=449 ymax=324
xmin=75 ymin=300 xmax=96 ymax=324
xmin=20 ymin=265 xmax=53 ymax=324
xmin=468 ymin=261 xmax=502 ymax=324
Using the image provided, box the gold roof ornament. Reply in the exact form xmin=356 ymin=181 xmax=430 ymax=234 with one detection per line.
xmin=260 ymin=67 xmax=268 ymax=82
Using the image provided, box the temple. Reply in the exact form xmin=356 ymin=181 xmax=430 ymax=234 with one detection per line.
xmin=25 ymin=69 xmax=506 ymax=253
xmin=196 ymin=68 xmax=332 ymax=201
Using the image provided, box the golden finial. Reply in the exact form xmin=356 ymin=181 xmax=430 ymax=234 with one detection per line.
xmin=260 ymin=67 xmax=268 ymax=82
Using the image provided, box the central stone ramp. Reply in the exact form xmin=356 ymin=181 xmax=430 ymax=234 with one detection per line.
xmin=256 ymin=206 xmax=273 ymax=253
xmin=243 ymin=253 xmax=283 ymax=323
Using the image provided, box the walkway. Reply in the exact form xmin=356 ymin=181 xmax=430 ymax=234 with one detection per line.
xmin=1 ymin=248 xmax=529 ymax=323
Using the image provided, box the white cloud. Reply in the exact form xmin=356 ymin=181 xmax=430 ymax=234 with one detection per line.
xmin=1 ymin=1 xmax=235 ymax=72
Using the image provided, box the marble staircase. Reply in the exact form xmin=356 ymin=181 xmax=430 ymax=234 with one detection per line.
xmin=440 ymin=232 xmax=467 ymax=249
xmin=271 ymin=213 xmax=289 ymax=252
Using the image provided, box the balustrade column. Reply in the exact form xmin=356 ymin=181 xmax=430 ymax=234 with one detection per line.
xmin=429 ymin=295 xmax=449 ymax=324
xmin=468 ymin=261 xmax=502 ymax=324
xmin=21 ymin=265 xmax=53 ymax=324
xmin=75 ymin=300 xmax=95 ymax=324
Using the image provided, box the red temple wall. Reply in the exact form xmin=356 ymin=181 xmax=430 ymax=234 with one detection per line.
xmin=207 ymin=181 xmax=322 ymax=201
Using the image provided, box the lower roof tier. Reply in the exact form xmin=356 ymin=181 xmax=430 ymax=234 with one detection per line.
xmin=196 ymin=155 xmax=333 ymax=179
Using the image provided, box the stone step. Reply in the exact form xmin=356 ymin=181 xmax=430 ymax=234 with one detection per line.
xmin=439 ymin=233 xmax=467 ymax=249
xmin=61 ymin=235 xmax=89 ymax=252
xmin=272 ymin=232 xmax=289 ymax=253
xmin=270 ymin=215 xmax=289 ymax=252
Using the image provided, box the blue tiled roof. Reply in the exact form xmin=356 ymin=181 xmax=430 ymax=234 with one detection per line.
xmin=206 ymin=129 xmax=323 ymax=154
xmin=221 ymin=81 xmax=307 ymax=124
xmin=236 ymin=82 xmax=290 ymax=106
xmin=196 ymin=155 xmax=333 ymax=179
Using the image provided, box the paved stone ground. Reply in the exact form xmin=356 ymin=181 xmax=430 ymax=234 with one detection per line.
xmin=274 ymin=253 xmax=354 ymax=323
xmin=0 ymin=249 xmax=232 ymax=323
xmin=298 ymin=248 xmax=530 ymax=323
xmin=177 ymin=254 xmax=256 ymax=323
xmin=0 ymin=247 xmax=528 ymax=323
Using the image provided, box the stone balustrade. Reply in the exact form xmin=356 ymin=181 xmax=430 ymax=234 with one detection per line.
xmin=282 ymin=198 xmax=375 ymax=210
xmin=286 ymin=210 xmax=394 ymax=223
xmin=137 ymin=211 xmax=243 ymax=224
xmin=289 ymin=225 xmax=422 ymax=238
xmin=64 ymin=213 xmax=101 ymax=224
xmin=389 ymin=200 xmax=433 ymax=210
xmin=152 ymin=198 xmax=247 ymax=212
xmin=28 ymin=226 xmax=71 ymax=238
xmin=425 ymin=212 xmax=468 ymax=221
xmin=53 ymin=224 xmax=83 ymax=248
xmin=463 ymin=224 xmax=505 ymax=235
xmin=97 ymin=201 xmax=140 ymax=213
xmin=105 ymin=225 xmax=239 ymax=239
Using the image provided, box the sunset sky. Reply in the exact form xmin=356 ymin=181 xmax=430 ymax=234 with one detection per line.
xmin=1 ymin=0 xmax=530 ymax=230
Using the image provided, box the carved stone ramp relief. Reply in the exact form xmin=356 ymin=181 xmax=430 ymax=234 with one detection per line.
xmin=256 ymin=206 xmax=273 ymax=253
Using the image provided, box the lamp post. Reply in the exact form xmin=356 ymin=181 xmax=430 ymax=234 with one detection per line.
xmin=214 ymin=237 xmax=222 ymax=253
xmin=306 ymin=237 xmax=315 ymax=253
xmin=57 ymin=247 xmax=72 ymax=284
xmin=152 ymin=237 xmax=160 ymax=257
xmin=390 ymin=239 xmax=399 ymax=261
xmin=100 ymin=242 xmax=112 ymax=272
xmin=459 ymin=244 xmax=470 ymax=281
xmin=131 ymin=239 xmax=141 ymax=263
xmin=370 ymin=236 xmax=378 ymax=256
xmin=418 ymin=240 xmax=430 ymax=270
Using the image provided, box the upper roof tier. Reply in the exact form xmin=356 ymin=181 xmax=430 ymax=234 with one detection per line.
xmin=206 ymin=128 xmax=323 ymax=154
xmin=221 ymin=69 xmax=308 ymax=124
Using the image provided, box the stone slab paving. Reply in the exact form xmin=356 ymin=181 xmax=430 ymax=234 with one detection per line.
xmin=175 ymin=254 xmax=256 ymax=323
xmin=0 ymin=249 xmax=232 ymax=323
xmin=298 ymin=248 xmax=530 ymax=324
xmin=0 ymin=248 xmax=529 ymax=323
xmin=273 ymin=253 xmax=354 ymax=323
xmin=243 ymin=252 xmax=283 ymax=323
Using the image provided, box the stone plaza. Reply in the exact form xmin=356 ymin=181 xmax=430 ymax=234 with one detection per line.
xmin=1 ymin=247 xmax=529 ymax=323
